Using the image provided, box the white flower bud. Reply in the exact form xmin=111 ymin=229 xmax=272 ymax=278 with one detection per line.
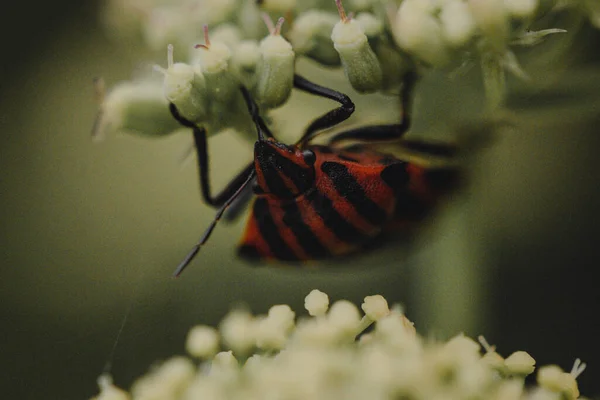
xmin=289 ymin=10 xmax=340 ymax=66
xmin=186 ymin=325 xmax=220 ymax=358
xmin=213 ymin=350 xmax=238 ymax=368
xmin=143 ymin=6 xmax=195 ymax=51
xmin=254 ymin=16 xmax=295 ymax=108
xmin=361 ymin=295 xmax=390 ymax=321
xmin=443 ymin=334 xmax=481 ymax=362
xmin=347 ymin=0 xmax=375 ymax=13
xmin=304 ymin=289 xmax=330 ymax=316
xmin=504 ymin=0 xmax=538 ymax=19
xmin=376 ymin=313 xmax=418 ymax=351
xmin=219 ymin=309 xmax=257 ymax=355
xmin=537 ymin=365 xmax=580 ymax=399
xmin=439 ymin=0 xmax=477 ymax=47
xmin=92 ymin=374 xmax=129 ymax=400
xmin=354 ymin=12 xmax=383 ymax=39
xmin=131 ymin=357 xmax=195 ymax=399
xmin=292 ymin=317 xmax=339 ymax=346
xmin=481 ymin=349 xmax=505 ymax=370
xmin=327 ymin=299 xmax=361 ymax=335
xmin=468 ymin=0 xmax=509 ymax=52
xmin=392 ymin=0 xmax=452 ymax=67
xmin=209 ymin=24 xmax=243 ymax=50
xmin=236 ymin=0 xmax=265 ymax=40
xmin=331 ymin=0 xmax=382 ymax=92
xmin=267 ymin=304 xmax=296 ymax=331
xmin=231 ymin=40 xmax=261 ymax=88
xmin=191 ymin=26 xmax=238 ymax=113
xmin=494 ymin=379 xmax=524 ymax=400
xmin=504 ymin=351 xmax=536 ymax=376
xmin=95 ymin=79 xmax=180 ymax=139
xmin=156 ymin=44 xmax=207 ymax=123
xmin=259 ymin=0 xmax=297 ymax=13
xmin=189 ymin=0 xmax=237 ymax=27
xmin=255 ymin=317 xmax=288 ymax=350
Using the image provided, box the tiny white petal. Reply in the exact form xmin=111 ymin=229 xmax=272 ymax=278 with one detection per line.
xmin=186 ymin=325 xmax=219 ymax=358
xmin=439 ymin=0 xmax=477 ymax=47
xmin=504 ymin=0 xmax=538 ymax=19
xmin=304 ymin=289 xmax=329 ymax=316
xmin=504 ymin=351 xmax=536 ymax=376
xmin=361 ymin=295 xmax=390 ymax=321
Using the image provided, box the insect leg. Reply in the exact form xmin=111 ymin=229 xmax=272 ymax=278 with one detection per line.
xmin=328 ymin=70 xmax=418 ymax=144
xmin=170 ymin=103 xmax=254 ymax=208
xmin=292 ymin=74 xmax=355 ymax=147
xmin=173 ymin=169 xmax=257 ymax=277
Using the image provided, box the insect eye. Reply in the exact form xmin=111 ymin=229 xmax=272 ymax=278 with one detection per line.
xmin=302 ymin=149 xmax=316 ymax=165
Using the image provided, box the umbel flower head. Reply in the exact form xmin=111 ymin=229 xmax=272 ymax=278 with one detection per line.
xmin=90 ymin=290 xmax=588 ymax=400
xmin=95 ymin=0 xmax=597 ymax=140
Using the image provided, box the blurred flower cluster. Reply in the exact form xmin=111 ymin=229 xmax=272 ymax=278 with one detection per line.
xmin=91 ymin=290 xmax=588 ymax=400
xmin=95 ymin=0 xmax=599 ymax=142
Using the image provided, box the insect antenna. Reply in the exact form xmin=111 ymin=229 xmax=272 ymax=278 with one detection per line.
xmin=172 ymin=86 xmax=267 ymax=277
xmin=173 ymin=169 xmax=256 ymax=277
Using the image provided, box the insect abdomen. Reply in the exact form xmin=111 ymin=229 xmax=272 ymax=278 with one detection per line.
xmin=238 ymin=157 xmax=408 ymax=261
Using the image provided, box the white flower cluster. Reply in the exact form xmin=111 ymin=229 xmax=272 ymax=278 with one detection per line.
xmin=96 ymin=0 xmax=594 ymax=140
xmin=90 ymin=290 xmax=588 ymax=400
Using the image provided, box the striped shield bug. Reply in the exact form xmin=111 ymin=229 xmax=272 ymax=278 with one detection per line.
xmin=169 ymin=71 xmax=459 ymax=276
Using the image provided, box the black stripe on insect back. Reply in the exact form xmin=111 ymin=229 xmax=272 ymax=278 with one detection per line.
xmin=321 ymin=161 xmax=388 ymax=226
xmin=269 ymin=150 xmax=313 ymax=192
xmin=379 ymin=162 xmax=410 ymax=194
xmin=256 ymin=148 xmax=312 ymax=197
xmin=281 ymin=201 xmax=330 ymax=258
xmin=259 ymin=164 xmax=294 ymax=197
xmin=252 ymin=197 xmax=299 ymax=261
xmin=306 ymin=189 xmax=370 ymax=245
xmin=380 ymin=162 xmax=428 ymax=219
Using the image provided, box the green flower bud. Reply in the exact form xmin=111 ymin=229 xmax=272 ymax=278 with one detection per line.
xmin=93 ymin=78 xmax=180 ymax=140
xmin=254 ymin=16 xmax=295 ymax=109
xmin=155 ymin=44 xmax=207 ymax=123
xmin=504 ymin=0 xmax=538 ymax=19
xmin=331 ymin=0 xmax=382 ymax=93
xmin=231 ymin=40 xmax=261 ymax=88
xmin=354 ymin=12 xmax=383 ymax=40
xmin=392 ymin=0 xmax=452 ymax=67
xmin=468 ymin=0 xmax=509 ymax=53
xmin=192 ymin=26 xmax=237 ymax=106
xmin=289 ymin=10 xmax=340 ymax=66
xmin=258 ymin=0 xmax=297 ymax=14
xmin=236 ymin=0 xmax=266 ymax=40
xmin=188 ymin=0 xmax=237 ymax=27
xmin=439 ymin=0 xmax=477 ymax=48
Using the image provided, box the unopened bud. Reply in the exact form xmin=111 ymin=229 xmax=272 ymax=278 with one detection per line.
xmin=259 ymin=0 xmax=297 ymax=14
xmin=439 ymin=0 xmax=477 ymax=47
xmin=392 ymin=0 xmax=452 ymax=67
xmin=289 ymin=10 xmax=340 ymax=66
xmin=192 ymin=26 xmax=237 ymax=106
xmin=94 ymin=79 xmax=180 ymax=139
xmin=332 ymin=0 xmax=382 ymax=92
xmin=468 ymin=0 xmax=509 ymax=52
xmin=155 ymin=44 xmax=207 ymax=123
xmin=231 ymin=40 xmax=261 ymax=88
xmin=504 ymin=0 xmax=538 ymax=19
xmin=254 ymin=16 xmax=295 ymax=108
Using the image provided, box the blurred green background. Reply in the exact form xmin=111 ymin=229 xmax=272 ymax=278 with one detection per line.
xmin=1 ymin=2 xmax=599 ymax=399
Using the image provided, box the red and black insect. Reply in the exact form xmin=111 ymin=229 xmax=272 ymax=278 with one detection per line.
xmin=169 ymin=72 xmax=458 ymax=276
